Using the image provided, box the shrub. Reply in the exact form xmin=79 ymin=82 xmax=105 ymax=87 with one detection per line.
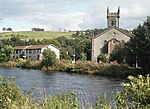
xmin=97 ymin=54 xmax=107 ymax=63
xmin=115 ymin=75 xmax=150 ymax=108
xmin=0 ymin=76 xmax=33 ymax=108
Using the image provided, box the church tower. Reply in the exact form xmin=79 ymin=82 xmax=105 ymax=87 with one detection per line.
xmin=107 ymin=6 xmax=120 ymax=28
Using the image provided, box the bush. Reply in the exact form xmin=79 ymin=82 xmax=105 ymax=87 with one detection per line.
xmin=15 ymin=59 xmax=41 ymax=69
xmin=0 ymin=76 xmax=33 ymax=108
xmin=115 ymin=75 xmax=150 ymax=108
xmin=0 ymin=76 xmax=79 ymax=109
xmin=97 ymin=54 xmax=107 ymax=63
xmin=66 ymin=61 xmax=140 ymax=77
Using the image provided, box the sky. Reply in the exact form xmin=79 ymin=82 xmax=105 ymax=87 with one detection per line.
xmin=0 ymin=0 xmax=149 ymax=31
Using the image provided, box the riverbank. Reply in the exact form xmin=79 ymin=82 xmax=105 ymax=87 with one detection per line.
xmin=0 ymin=60 xmax=142 ymax=77
xmin=0 ymin=74 xmax=149 ymax=109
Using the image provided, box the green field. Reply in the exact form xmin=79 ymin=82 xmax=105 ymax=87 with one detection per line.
xmin=0 ymin=31 xmax=75 ymax=40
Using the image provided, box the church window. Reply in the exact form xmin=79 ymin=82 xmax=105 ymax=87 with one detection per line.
xmin=111 ymin=21 xmax=116 ymax=26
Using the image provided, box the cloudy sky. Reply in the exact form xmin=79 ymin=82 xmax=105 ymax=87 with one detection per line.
xmin=0 ymin=0 xmax=149 ymax=31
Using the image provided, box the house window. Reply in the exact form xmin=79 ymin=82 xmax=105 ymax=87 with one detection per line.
xmin=37 ymin=49 xmax=41 ymax=53
xmin=29 ymin=50 xmax=32 ymax=54
xmin=26 ymin=50 xmax=28 ymax=53
xmin=16 ymin=50 xmax=18 ymax=54
xmin=16 ymin=56 xmax=19 ymax=59
xmin=33 ymin=50 xmax=36 ymax=54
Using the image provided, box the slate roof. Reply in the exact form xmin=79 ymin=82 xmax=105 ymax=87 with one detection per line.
xmin=93 ymin=26 xmax=132 ymax=39
xmin=14 ymin=44 xmax=60 ymax=50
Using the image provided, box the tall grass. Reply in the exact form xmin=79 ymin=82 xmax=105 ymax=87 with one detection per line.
xmin=1 ymin=60 xmax=141 ymax=77
xmin=66 ymin=61 xmax=141 ymax=77
xmin=0 ymin=75 xmax=149 ymax=109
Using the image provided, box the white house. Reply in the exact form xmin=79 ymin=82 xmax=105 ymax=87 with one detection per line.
xmin=13 ymin=44 xmax=60 ymax=61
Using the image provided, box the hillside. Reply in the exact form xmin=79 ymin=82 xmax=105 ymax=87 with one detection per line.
xmin=0 ymin=31 xmax=75 ymax=40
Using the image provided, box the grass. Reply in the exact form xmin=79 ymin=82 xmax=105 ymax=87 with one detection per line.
xmin=0 ymin=31 xmax=75 ymax=40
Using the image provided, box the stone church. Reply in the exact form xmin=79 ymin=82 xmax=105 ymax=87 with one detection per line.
xmin=91 ymin=7 xmax=131 ymax=62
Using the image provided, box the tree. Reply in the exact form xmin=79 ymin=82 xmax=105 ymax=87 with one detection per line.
xmin=0 ymin=45 xmax=14 ymax=62
xmin=97 ymin=54 xmax=107 ymax=63
xmin=2 ymin=27 xmax=6 ymax=31
xmin=110 ymin=42 xmax=126 ymax=64
xmin=126 ymin=18 xmax=150 ymax=72
xmin=41 ymin=48 xmax=57 ymax=66
xmin=7 ymin=27 xmax=12 ymax=31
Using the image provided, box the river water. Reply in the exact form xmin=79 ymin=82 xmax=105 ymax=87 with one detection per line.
xmin=0 ymin=67 xmax=126 ymax=106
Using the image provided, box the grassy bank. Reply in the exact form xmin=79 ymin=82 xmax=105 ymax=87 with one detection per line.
xmin=0 ymin=31 xmax=75 ymax=40
xmin=0 ymin=75 xmax=149 ymax=109
xmin=0 ymin=60 xmax=142 ymax=77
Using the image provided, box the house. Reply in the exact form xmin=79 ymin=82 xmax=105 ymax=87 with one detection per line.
xmin=91 ymin=7 xmax=131 ymax=62
xmin=13 ymin=44 xmax=60 ymax=61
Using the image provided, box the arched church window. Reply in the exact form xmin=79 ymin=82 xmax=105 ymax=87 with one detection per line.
xmin=113 ymin=40 xmax=116 ymax=44
xmin=111 ymin=21 xmax=116 ymax=26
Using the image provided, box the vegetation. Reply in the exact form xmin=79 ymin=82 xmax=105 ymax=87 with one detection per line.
xmin=66 ymin=61 xmax=141 ymax=77
xmin=110 ymin=17 xmax=150 ymax=73
xmin=0 ymin=45 xmax=14 ymax=63
xmin=1 ymin=18 xmax=150 ymax=75
xmin=97 ymin=53 xmax=107 ymax=63
xmin=115 ymin=75 xmax=150 ymax=108
xmin=0 ymin=31 xmax=75 ymax=40
xmin=0 ymin=74 xmax=149 ymax=109
xmin=41 ymin=48 xmax=57 ymax=67
xmin=126 ymin=19 xmax=150 ymax=72
xmin=110 ymin=42 xmax=126 ymax=64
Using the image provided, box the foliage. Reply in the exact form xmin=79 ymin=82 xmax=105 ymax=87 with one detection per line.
xmin=42 ymin=60 xmax=71 ymax=72
xmin=42 ymin=92 xmax=79 ymax=109
xmin=31 ymin=28 xmax=44 ymax=31
xmin=97 ymin=54 xmax=107 ymax=63
xmin=115 ymin=75 xmax=150 ymax=108
xmin=0 ymin=76 xmax=31 ymax=109
xmin=0 ymin=45 xmax=14 ymax=63
xmin=41 ymin=48 xmax=57 ymax=67
xmin=110 ymin=42 xmax=126 ymax=64
xmin=94 ymin=95 xmax=112 ymax=109
xmin=126 ymin=19 xmax=150 ymax=72
xmin=0 ymin=76 xmax=79 ymax=109
xmin=66 ymin=61 xmax=140 ymax=77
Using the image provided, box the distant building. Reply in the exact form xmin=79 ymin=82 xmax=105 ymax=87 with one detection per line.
xmin=13 ymin=44 xmax=60 ymax=61
xmin=91 ymin=7 xmax=131 ymax=62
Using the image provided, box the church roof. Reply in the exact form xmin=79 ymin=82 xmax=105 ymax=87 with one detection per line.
xmin=92 ymin=26 xmax=132 ymax=39
xmin=107 ymin=38 xmax=120 ymax=42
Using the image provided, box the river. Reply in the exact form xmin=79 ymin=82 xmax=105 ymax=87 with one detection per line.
xmin=0 ymin=67 xmax=126 ymax=106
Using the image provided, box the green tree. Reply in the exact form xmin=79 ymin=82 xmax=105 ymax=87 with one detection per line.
xmin=97 ymin=54 xmax=107 ymax=63
xmin=126 ymin=18 xmax=150 ymax=72
xmin=0 ymin=45 xmax=14 ymax=62
xmin=41 ymin=49 xmax=57 ymax=66
xmin=110 ymin=42 xmax=126 ymax=64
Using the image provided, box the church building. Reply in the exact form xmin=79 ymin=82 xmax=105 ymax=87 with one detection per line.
xmin=91 ymin=7 xmax=131 ymax=62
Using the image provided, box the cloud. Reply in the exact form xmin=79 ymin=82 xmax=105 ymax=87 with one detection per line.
xmin=0 ymin=0 xmax=149 ymax=31
xmin=78 ymin=0 xmax=150 ymax=30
